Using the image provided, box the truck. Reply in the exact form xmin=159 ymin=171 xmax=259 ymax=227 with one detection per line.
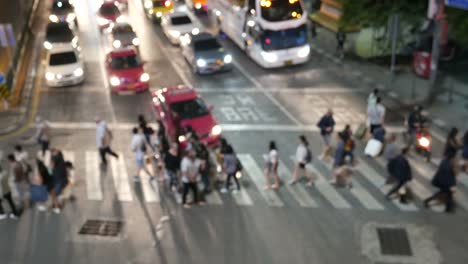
xmin=210 ymin=0 xmax=310 ymax=68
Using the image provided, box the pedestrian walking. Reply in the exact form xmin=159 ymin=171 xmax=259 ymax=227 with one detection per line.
xmin=443 ymin=127 xmax=461 ymax=158
xmin=31 ymin=158 xmax=51 ymax=211
xmin=336 ymin=31 xmax=346 ymax=58
xmin=35 ymin=117 xmax=50 ymax=157
xmin=386 ymin=148 xmax=412 ymax=203
xmin=264 ymin=141 xmax=280 ymax=190
xmin=181 ymin=150 xmax=203 ymax=208
xmin=384 ymin=134 xmax=400 ymax=182
xmin=7 ymin=154 xmax=29 ymax=211
xmin=367 ymin=97 xmax=385 ymax=135
xmin=424 ymin=154 xmax=458 ymax=213
xmin=131 ymin=127 xmax=154 ymax=182
xmin=317 ymin=109 xmax=335 ymax=160
xmin=14 ymin=145 xmax=32 ymax=176
xmin=138 ymin=114 xmax=155 ymax=148
xmin=164 ymin=143 xmax=180 ymax=192
xmin=339 ymin=125 xmax=355 ymax=164
xmin=406 ymin=105 xmax=424 ymax=148
xmin=310 ymin=21 xmax=317 ymax=38
xmin=50 ymin=149 xmax=68 ymax=214
xmin=0 ymin=164 xmax=20 ymax=219
xmin=221 ymin=145 xmax=241 ymax=193
xmin=289 ymin=135 xmax=314 ymax=186
xmin=198 ymin=144 xmax=212 ymax=193
xmin=95 ymin=117 xmax=119 ymax=165
xmin=462 ymin=131 xmax=468 ymax=172
xmin=367 ymin=89 xmax=379 ymax=108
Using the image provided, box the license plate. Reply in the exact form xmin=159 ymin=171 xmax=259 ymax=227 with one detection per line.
xmin=284 ymin=60 xmax=293 ymax=66
xmin=128 ymin=84 xmax=136 ymax=89
xmin=216 ymin=60 xmax=223 ymax=65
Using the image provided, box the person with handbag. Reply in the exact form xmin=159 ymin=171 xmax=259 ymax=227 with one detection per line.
xmin=131 ymin=127 xmax=154 ymax=182
xmin=289 ymin=135 xmax=314 ymax=187
xmin=0 ymin=164 xmax=20 ymax=219
xmin=424 ymin=154 xmax=458 ymax=213
xmin=221 ymin=145 xmax=241 ymax=193
xmin=385 ymin=148 xmax=412 ymax=203
xmin=95 ymin=117 xmax=119 ymax=166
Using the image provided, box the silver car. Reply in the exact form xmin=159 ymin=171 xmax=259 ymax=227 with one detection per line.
xmin=108 ymin=22 xmax=140 ymax=49
xmin=181 ymin=32 xmax=233 ymax=74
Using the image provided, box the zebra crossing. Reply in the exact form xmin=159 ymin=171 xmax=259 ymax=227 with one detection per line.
xmin=54 ymin=150 xmax=468 ymax=213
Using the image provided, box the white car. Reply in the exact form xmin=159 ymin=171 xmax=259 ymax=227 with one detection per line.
xmin=45 ymin=45 xmax=84 ymax=87
xmin=161 ymin=11 xmax=201 ymax=45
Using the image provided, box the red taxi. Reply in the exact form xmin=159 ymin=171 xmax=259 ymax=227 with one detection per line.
xmin=106 ymin=47 xmax=149 ymax=93
xmin=152 ymin=86 xmax=222 ymax=148
xmin=97 ymin=1 xmax=122 ymax=31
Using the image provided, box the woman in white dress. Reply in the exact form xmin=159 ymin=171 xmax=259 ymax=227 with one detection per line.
xmin=264 ymin=141 xmax=280 ymax=190
xmin=289 ymin=135 xmax=314 ymax=186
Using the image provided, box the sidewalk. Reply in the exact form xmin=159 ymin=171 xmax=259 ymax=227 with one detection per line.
xmin=310 ymin=26 xmax=468 ymax=134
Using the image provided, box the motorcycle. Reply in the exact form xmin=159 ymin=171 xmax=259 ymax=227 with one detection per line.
xmin=415 ymin=125 xmax=432 ymax=162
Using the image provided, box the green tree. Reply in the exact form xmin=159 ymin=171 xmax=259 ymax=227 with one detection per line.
xmin=446 ymin=7 xmax=468 ymax=46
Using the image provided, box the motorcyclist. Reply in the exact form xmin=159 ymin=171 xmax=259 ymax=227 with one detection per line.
xmin=407 ymin=105 xmax=425 ymax=147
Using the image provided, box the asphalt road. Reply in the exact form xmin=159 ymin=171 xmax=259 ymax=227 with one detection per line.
xmin=0 ymin=0 xmax=468 ymax=263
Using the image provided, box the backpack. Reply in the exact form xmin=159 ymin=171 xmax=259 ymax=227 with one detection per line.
xmin=305 ymin=148 xmax=312 ymax=163
xmin=344 ymin=139 xmax=355 ymax=152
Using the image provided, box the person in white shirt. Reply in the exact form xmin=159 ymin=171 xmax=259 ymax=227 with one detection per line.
xmin=367 ymin=89 xmax=379 ymax=108
xmin=289 ymin=135 xmax=314 ymax=186
xmin=95 ymin=117 xmax=119 ymax=165
xmin=35 ymin=117 xmax=50 ymax=157
xmin=180 ymin=150 xmax=203 ymax=208
xmin=367 ymin=97 xmax=386 ymax=134
xmin=131 ymin=127 xmax=154 ymax=182
xmin=264 ymin=141 xmax=280 ymax=190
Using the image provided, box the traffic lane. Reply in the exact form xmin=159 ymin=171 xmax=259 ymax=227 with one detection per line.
xmin=110 ymin=92 xmax=155 ymax=123
xmin=200 ymin=90 xmax=296 ymax=125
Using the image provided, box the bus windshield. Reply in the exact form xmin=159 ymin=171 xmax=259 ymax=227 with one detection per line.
xmin=260 ymin=0 xmax=303 ymax=22
xmin=262 ymin=24 xmax=307 ymax=51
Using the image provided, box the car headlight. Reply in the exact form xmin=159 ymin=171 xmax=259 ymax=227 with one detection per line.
xmin=195 ymin=3 xmax=202 ymax=9
xmin=132 ymin=37 xmax=140 ymax=46
xmin=211 ymin=125 xmax=222 ymax=136
xmin=110 ymin=76 xmax=120 ymax=86
xmin=43 ymin=41 xmax=53 ymax=50
xmin=223 ymin=54 xmax=232 ymax=64
xmin=196 ymin=59 xmax=206 ymax=67
xmin=297 ymin=45 xmax=310 ymax=58
xmin=45 ymin=72 xmax=55 ymax=81
xmin=261 ymin=51 xmax=278 ymax=63
xmin=73 ymin=68 xmax=84 ymax=77
xmin=140 ymin=73 xmax=150 ymax=82
xmin=113 ymin=40 xmax=121 ymax=48
xmin=116 ymin=16 xmax=125 ymax=23
xmin=156 ymin=12 xmax=162 ymax=17
xmin=178 ymin=135 xmax=186 ymax=142
xmin=168 ymin=30 xmax=180 ymax=38
xmin=144 ymin=0 xmax=153 ymax=9
xmin=97 ymin=17 xmax=108 ymax=26
xmin=191 ymin=28 xmax=200 ymax=35
xmin=49 ymin=15 xmax=59 ymax=23
xmin=66 ymin=13 xmax=76 ymax=23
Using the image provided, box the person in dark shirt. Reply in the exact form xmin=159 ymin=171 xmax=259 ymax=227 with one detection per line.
xmin=443 ymin=127 xmax=461 ymax=158
xmin=164 ymin=143 xmax=181 ymax=192
xmin=425 ymin=154 xmax=458 ymax=213
xmin=317 ymin=109 xmax=335 ymax=160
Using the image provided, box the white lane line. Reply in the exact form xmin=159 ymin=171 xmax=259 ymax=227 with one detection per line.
xmin=237 ymin=154 xmax=284 ymax=207
xmin=278 ymin=160 xmax=318 ymax=208
xmin=110 ymin=154 xmax=133 ymax=202
xmin=233 ymin=60 xmax=303 ymax=126
xmin=144 ymin=159 xmax=159 ymax=203
xmin=317 ymin=160 xmax=384 ymax=210
xmin=231 ymin=186 xmax=254 ymax=206
xmin=409 ymin=156 xmax=468 ymax=211
xmin=85 ymin=151 xmax=103 ymax=200
xmin=356 ymin=160 xmax=419 ymax=211
xmin=375 ymin=158 xmax=444 ymax=212
xmin=45 ymin=121 xmax=406 ymax=133
xmin=296 ymin=158 xmax=351 ymax=209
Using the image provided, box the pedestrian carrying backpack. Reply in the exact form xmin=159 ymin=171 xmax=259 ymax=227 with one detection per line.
xmin=305 ymin=148 xmax=312 ymax=163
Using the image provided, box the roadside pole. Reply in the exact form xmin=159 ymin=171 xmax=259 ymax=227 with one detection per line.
xmin=427 ymin=0 xmax=444 ymax=104
xmin=389 ymin=13 xmax=400 ymax=83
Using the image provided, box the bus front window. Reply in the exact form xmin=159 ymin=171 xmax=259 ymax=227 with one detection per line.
xmin=262 ymin=24 xmax=307 ymax=51
xmin=260 ymin=0 xmax=303 ymax=22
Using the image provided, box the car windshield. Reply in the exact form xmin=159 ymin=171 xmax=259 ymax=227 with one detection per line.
xmin=49 ymin=51 xmax=77 ymax=66
xmin=52 ymin=1 xmax=73 ymax=12
xmin=46 ymin=24 xmax=74 ymax=42
xmin=262 ymin=24 xmax=307 ymax=51
xmin=152 ymin=0 xmax=168 ymax=7
xmin=113 ymin=25 xmax=133 ymax=34
xmin=170 ymin=98 xmax=209 ymax=119
xmin=194 ymin=38 xmax=221 ymax=51
xmin=100 ymin=5 xmax=119 ymax=15
xmin=110 ymin=55 xmax=141 ymax=69
xmin=171 ymin=16 xmax=191 ymax=25
xmin=261 ymin=0 xmax=303 ymax=22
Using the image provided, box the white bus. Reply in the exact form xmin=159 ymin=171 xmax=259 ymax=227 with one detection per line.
xmin=210 ymin=0 xmax=310 ymax=68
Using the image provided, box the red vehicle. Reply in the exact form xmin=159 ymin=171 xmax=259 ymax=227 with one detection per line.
xmin=152 ymin=86 xmax=222 ymax=148
xmin=105 ymin=47 xmax=149 ymax=93
xmin=97 ymin=1 xmax=122 ymax=31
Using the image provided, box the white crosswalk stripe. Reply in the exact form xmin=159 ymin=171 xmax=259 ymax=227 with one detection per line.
xmin=110 ymin=154 xmax=133 ymax=202
xmin=145 ymin=159 xmax=160 ymax=203
xmin=356 ymin=159 xmax=419 ymax=211
xmin=278 ymin=160 xmax=318 ymax=208
xmin=317 ymin=159 xmax=384 ymax=210
xmin=298 ymin=159 xmax=351 ymax=209
xmin=238 ymin=154 xmax=284 ymax=207
xmin=85 ymin=151 xmax=103 ymax=201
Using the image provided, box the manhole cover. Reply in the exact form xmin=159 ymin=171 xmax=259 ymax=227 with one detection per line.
xmin=377 ymin=227 xmax=413 ymax=256
xmin=78 ymin=219 xmax=123 ymax=237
